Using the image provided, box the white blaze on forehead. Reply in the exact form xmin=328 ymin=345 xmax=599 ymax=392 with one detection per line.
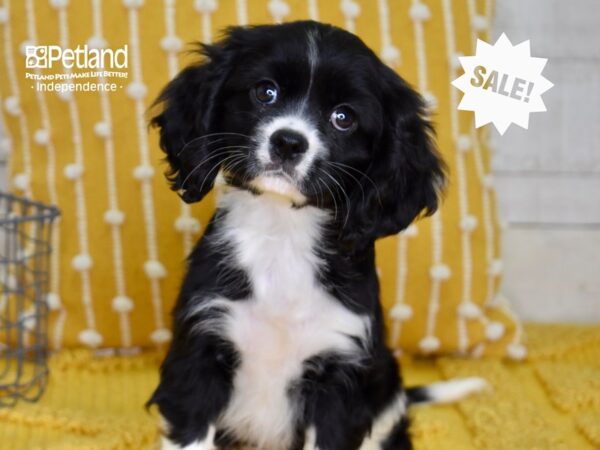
xmin=307 ymin=28 xmax=319 ymax=69
xmin=255 ymin=114 xmax=327 ymax=179
xmin=301 ymin=28 xmax=319 ymax=112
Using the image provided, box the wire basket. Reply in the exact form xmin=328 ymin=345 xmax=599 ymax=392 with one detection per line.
xmin=0 ymin=192 xmax=59 ymax=407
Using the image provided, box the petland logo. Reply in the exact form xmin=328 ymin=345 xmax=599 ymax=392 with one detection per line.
xmin=25 ymin=45 xmax=128 ymax=69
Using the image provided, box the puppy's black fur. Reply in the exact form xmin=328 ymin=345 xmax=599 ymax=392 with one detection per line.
xmin=148 ymin=21 xmax=446 ymax=450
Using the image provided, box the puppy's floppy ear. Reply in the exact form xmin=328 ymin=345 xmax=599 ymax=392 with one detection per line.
xmin=342 ymin=64 xmax=447 ymax=247
xmin=150 ymin=43 xmax=234 ymax=203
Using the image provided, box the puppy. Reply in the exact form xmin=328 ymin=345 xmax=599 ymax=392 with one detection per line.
xmin=148 ymin=21 xmax=486 ymax=450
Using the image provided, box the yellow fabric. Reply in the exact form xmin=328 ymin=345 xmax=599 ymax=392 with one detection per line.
xmin=0 ymin=324 xmax=597 ymax=449
xmin=0 ymin=0 xmax=523 ymax=356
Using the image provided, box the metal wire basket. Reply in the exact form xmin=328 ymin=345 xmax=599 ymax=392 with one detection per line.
xmin=0 ymin=192 xmax=59 ymax=407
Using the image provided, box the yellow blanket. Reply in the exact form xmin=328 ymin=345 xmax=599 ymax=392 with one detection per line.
xmin=1 ymin=324 xmax=598 ymax=450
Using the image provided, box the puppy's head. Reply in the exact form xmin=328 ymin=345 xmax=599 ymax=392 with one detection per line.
xmin=151 ymin=21 xmax=446 ymax=245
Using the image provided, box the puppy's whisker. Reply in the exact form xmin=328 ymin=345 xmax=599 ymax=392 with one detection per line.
xmin=178 ymin=132 xmax=251 ymax=157
xmin=180 ymin=150 xmax=233 ymax=188
xmin=325 ymin=163 xmax=370 ymax=225
xmin=317 ymin=175 xmax=338 ymax=222
xmin=326 ymin=161 xmax=383 ymax=207
xmin=177 ymin=137 xmax=237 ymax=157
xmin=321 ymin=169 xmax=351 ymax=229
xmin=223 ymin=157 xmax=247 ymax=174
xmin=312 ymin=180 xmax=324 ymax=210
xmin=180 ymin=147 xmax=249 ymax=188
xmin=222 ymin=155 xmax=249 ymax=180
xmin=315 ymin=180 xmax=325 ymax=208
xmin=197 ymin=153 xmax=246 ymax=197
xmin=305 ymin=180 xmax=320 ymax=209
xmin=324 ymin=161 xmax=366 ymax=205
xmin=240 ymin=164 xmax=256 ymax=190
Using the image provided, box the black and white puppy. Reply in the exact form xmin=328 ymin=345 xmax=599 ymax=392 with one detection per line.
xmin=148 ymin=21 xmax=486 ymax=450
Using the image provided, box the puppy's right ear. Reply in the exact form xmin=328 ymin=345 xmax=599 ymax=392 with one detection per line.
xmin=150 ymin=44 xmax=233 ymax=203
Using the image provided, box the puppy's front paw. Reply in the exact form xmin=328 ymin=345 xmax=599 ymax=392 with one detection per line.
xmin=302 ymin=426 xmax=318 ymax=450
xmin=160 ymin=425 xmax=218 ymax=450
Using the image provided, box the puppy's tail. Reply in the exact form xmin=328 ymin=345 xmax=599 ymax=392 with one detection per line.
xmin=406 ymin=377 xmax=489 ymax=406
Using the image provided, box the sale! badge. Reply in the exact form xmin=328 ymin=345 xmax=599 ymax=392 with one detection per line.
xmin=452 ymin=33 xmax=553 ymax=135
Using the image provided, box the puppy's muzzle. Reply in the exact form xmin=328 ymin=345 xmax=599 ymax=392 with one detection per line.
xmin=269 ymin=128 xmax=308 ymax=167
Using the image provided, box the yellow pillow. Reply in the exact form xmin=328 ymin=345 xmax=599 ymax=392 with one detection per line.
xmin=0 ymin=0 xmax=525 ymax=358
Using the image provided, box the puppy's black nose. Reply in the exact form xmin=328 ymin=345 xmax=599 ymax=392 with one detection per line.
xmin=269 ymin=129 xmax=308 ymax=162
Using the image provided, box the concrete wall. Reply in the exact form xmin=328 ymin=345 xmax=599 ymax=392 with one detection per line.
xmin=493 ymin=0 xmax=600 ymax=321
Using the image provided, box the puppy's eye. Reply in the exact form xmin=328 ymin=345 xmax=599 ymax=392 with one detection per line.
xmin=330 ymin=106 xmax=356 ymax=132
xmin=253 ymin=81 xmax=279 ymax=105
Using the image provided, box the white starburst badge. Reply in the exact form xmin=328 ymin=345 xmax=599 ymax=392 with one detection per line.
xmin=452 ymin=33 xmax=553 ymax=135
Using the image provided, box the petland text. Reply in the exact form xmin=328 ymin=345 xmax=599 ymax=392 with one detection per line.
xmin=25 ymin=45 xmax=128 ymax=70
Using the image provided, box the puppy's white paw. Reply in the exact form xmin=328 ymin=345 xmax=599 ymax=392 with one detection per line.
xmin=302 ymin=426 xmax=319 ymax=450
xmin=160 ymin=425 xmax=218 ymax=450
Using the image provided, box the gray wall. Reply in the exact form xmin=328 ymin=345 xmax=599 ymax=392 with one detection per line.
xmin=0 ymin=122 xmax=6 ymax=190
xmin=493 ymin=0 xmax=600 ymax=321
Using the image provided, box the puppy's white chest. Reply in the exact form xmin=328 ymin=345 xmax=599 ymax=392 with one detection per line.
xmin=215 ymin=191 xmax=368 ymax=448
xmin=221 ymin=292 xmax=364 ymax=445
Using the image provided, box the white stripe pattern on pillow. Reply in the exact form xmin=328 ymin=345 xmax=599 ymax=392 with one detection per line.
xmin=440 ymin=0 xmax=478 ymax=354
xmin=24 ymin=0 xmax=65 ymax=350
xmin=307 ymin=0 xmax=319 ymax=21
xmin=52 ymin=0 xmax=101 ymax=348
xmin=339 ymin=0 xmax=360 ymax=33
xmin=3 ymin=0 xmax=32 ymax=200
xmin=377 ymin=0 xmax=401 ymax=67
xmin=90 ymin=0 xmax=133 ymax=348
xmin=124 ymin=0 xmax=170 ymax=345
xmin=408 ymin=0 xmax=447 ymax=355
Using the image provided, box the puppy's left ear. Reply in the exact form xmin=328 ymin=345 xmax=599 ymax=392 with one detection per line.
xmin=343 ymin=65 xmax=447 ymax=246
